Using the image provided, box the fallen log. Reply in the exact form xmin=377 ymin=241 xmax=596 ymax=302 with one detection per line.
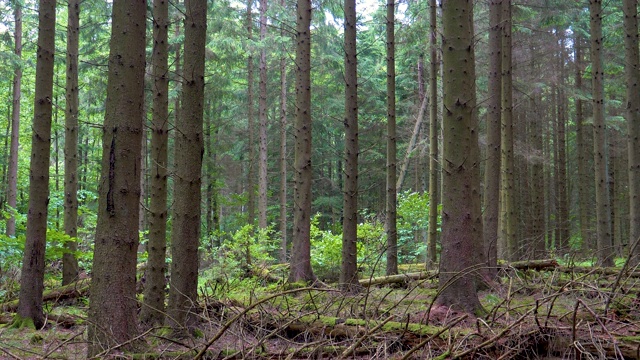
xmin=0 ymin=278 xmax=90 ymax=312
xmin=505 ymin=259 xmax=559 ymax=271
xmin=359 ymin=271 xmax=437 ymax=287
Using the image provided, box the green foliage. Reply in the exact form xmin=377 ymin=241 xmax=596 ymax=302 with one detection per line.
xmin=396 ymin=191 xmax=440 ymax=264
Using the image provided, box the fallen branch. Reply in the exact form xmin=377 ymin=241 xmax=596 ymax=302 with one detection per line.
xmin=359 ymin=271 xmax=437 ymax=287
xmin=0 ymin=278 xmax=90 ymax=312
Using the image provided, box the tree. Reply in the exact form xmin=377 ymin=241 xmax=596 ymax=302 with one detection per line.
xmin=167 ymin=0 xmax=207 ymax=330
xmin=574 ymin=34 xmax=591 ymax=253
xmin=589 ymin=0 xmax=614 ymax=266
xmin=278 ymin=0 xmax=288 ymax=263
xmin=14 ymin=0 xmax=56 ymax=329
xmin=141 ymin=0 xmax=169 ymax=325
xmin=426 ymin=0 xmax=439 ymax=270
xmin=436 ymin=0 xmax=483 ymax=314
xmin=483 ymin=0 xmax=501 ymax=272
xmin=340 ymin=0 xmax=359 ymax=292
xmin=624 ymin=0 xmax=640 ymax=263
xmin=87 ymin=0 xmax=146 ymax=354
xmin=289 ymin=0 xmax=316 ymax=283
xmin=247 ymin=0 xmax=256 ymax=225
xmin=258 ymin=0 xmax=268 ymax=229
xmin=385 ymin=0 xmax=397 ymax=276
xmin=6 ymin=0 xmax=22 ymax=238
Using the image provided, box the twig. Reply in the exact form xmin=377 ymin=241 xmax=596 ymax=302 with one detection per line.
xmin=400 ymin=314 xmax=468 ymax=360
xmin=337 ymin=314 xmax=395 ymax=359
xmin=604 ymin=235 xmax=640 ymax=317
xmin=41 ymin=329 xmax=84 ymax=359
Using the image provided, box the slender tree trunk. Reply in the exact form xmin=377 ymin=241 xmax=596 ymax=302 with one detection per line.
xmin=624 ymin=0 xmax=640 ymax=264
xmin=531 ymin=93 xmax=546 ymax=257
xmin=340 ymin=0 xmax=359 ymax=292
xmin=500 ymin=0 xmax=516 ymax=261
xmin=258 ymin=0 xmax=268 ymax=229
xmin=289 ymin=0 xmax=316 ymax=283
xmin=396 ymin=94 xmax=427 ymax=193
xmin=63 ymin=0 xmax=80 ymax=285
xmin=87 ymin=0 xmax=145 ymax=354
xmin=247 ymin=0 xmax=256 ymax=225
xmin=385 ymin=0 xmax=397 ymax=276
xmin=14 ymin=0 xmax=56 ymax=330
xmin=6 ymin=2 xmax=22 ymax=238
xmin=167 ymin=0 xmax=207 ymax=331
xmin=590 ymin=0 xmax=614 ymax=266
xmin=556 ymin=33 xmax=569 ymax=253
xmin=437 ymin=0 xmax=483 ymax=314
xmin=141 ymin=0 xmax=169 ymax=325
xmin=575 ymin=36 xmax=592 ymax=253
xmin=279 ymin=0 xmax=288 ymax=263
xmin=484 ymin=0 xmax=501 ymax=271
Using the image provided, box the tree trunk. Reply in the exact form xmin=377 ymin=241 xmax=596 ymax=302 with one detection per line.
xmin=258 ymin=0 xmax=268 ymax=229
xmin=556 ymin=33 xmax=569 ymax=253
xmin=575 ymin=35 xmax=592 ymax=253
xmin=289 ymin=0 xmax=316 ymax=283
xmin=340 ymin=0 xmax=359 ymax=292
xmin=87 ymin=0 xmax=146 ymax=355
xmin=6 ymin=2 xmax=22 ymax=238
xmin=247 ymin=0 xmax=256 ymax=225
xmin=15 ymin=0 xmax=56 ymax=330
xmin=624 ymin=0 xmax=640 ymax=264
xmin=590 ymin=0 xmax=614 ymax=266
xmin=385 ymin=0 xmax=397 ymax=276
xmin=279 ymin=0 xmax=288 ymax=263
xmin=141 ymin=0 xmax=169 ymax=325
xmin=436 ymin=0 xmax=483 ymax=314
xmin=426 ymin=0 xmax=439 ymax=271
xmin=483 ymin=0 xmax=501 ymax=273
xmin=167 ymin=0 xmax=207 ymax=331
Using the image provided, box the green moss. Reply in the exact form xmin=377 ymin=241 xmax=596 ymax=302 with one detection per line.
xmin=7 ymin=314 xmax=36 ymax=329
xmin=619 ymin=335 xmax=640 ymax=342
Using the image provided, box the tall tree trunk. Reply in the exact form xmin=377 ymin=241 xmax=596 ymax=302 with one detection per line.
xmin=437 ymin=0 xmax=483 ymax=314
xmin=247 ymin=0 xmax=256 ymax=225
xmin=258 ymin=0 xmax=268 ymax=229
xmin=279 ymin=0 xmax=288 ymax=263
xmin=426 ymin=0 xmax=439 ymax=270
xmin=289 ymin=0 xmax=316 ymax=283
xmin=6 ymin=1 xmax=22 ymax=238
xmin=63 ymin=0 xmax=80 ymax=285
xmin=575 ymin=35 xmax=592 ymax=253
xmin=624 ymin=0 xmax=640 ymax=264
xmin=590 ymin=0 xmax=614 ymax=266
xmin=87 ymin=0 xmax=146 ymax=354
xmin=15 ymin=0 xmax=56 ymax=329
xmin=340 ymin=0 xmax=359 ymax=292
xmin=500 ymin=0 xmax=516 ymax=261
xmin=167 ymin=0 xmax=207 ymax=331
xmin=141 ymin=0 xmax=169 ymax=325
xmin=385 ymin=0 xmax=397 ymax=276
xmin=483 ymin=0 xmax=501 ymax=272
xmin=556 ymin=33 xmax=569 ymax=253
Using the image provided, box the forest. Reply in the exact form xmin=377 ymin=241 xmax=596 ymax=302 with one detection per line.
xmin=1 ymin=0 xmax=640 ymax=358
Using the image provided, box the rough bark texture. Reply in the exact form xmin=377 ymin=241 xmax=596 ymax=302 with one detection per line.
xmin=385 ymin=0 xmax=397 ymax=276
xmin=279 ymin=0 xmax=288 ymax=263
xmin=500 ymin=0 xmax=516 ymax=261
xmin=247 ymin=0 xmax=256 ymax=225
xmin=6 ymin=2 xmax=22 ymax=238
xmin=484 ymin=0 xmax=501 ymax=272
xmin=167 ymin=0 xmax=207 ymax=331
xmin=15 ymin=0 xmax=56 ymax=330
xmin=63 ymin=0 xmax=80 ymax=286
xmin=436 ymin=0 xmax=483 ymax=314
xmin=258 ymin=0 xmax=268 ymax=229
xmin=624 ymin=0 xmax=640 ymax=264
xmin=87 ymin=0 xmax=146 ymax=355
xmin=427 ymin=0 xmax=439 ymax=270
xmin=575 ymin=36 xmax=591 ymax=253
xmin=556 ymin=34 xmax=569 ymax=253
xmin=589 ymin=0 xmax=614 ymax=266
xmin=289 ymin=0 xmax=316 ymax=283
xmin=340 ymin=0 xmax=359 ymax=292
xmin=141 ymin=0 xmax=169 ymax=325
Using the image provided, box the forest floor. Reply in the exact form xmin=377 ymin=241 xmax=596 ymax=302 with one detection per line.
xmin=2 ymin=262 xmax=640 ymax=359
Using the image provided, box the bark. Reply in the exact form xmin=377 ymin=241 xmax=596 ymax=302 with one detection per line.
xmin=289 ymin=0 xmax=316 ymax=283
xmin=484 ymin=0 xmax=501 ymax=272
xmin=15 ymin=0 xmax=56 ymax=330
xmin=590 ymin=0 xmax=614 ymax=266
xmin=6 ymin=2 xmax=22 ymax=238
xmin=167 ymin=0 xmax=207 ymax=331
xmin=427 ymin=0 xmax=439 ymax=270
xmin=141 ymin=0 xmax=169 ymax=325
xmin=258 ymin=0 xmax=268 ymax=229
xmin=575 ymin=36 xmax=592 ymax=253
xmin=396 ymin=94 xmax=427 ymax=193
xmin=247 ymin=0 xmax=256 ymax=225
xmin=624 ymin=0 xmax=640 ymax=265
xmin=385 ymin=0 xmax=398 ymax=276
xmin=436 ymin=0 xmax=483 ymax=314
xmin=530 ymin=92 xmax=546 ymax=257
xmin=340 ymin=0 xmax=359 ymax=292
xmin=63 ymin=0 xmax=80 ymax=286
xmin=556 ymin=33 xmax=569 ymax=253
xmin=87 ymin=0 xmax=146 ymax=355
xmin=279 ymin=0 xmax=288 ymax=263
xmin=500 ymin=0 xmax=516 ymax=261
